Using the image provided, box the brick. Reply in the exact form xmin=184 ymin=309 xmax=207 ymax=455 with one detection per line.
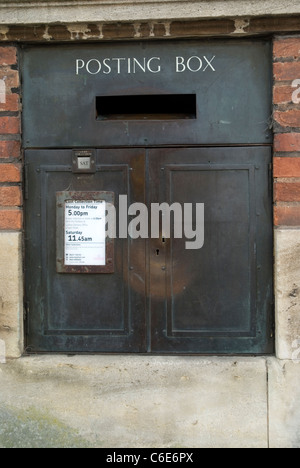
xmin=0 ymin=94 xmax=19 ymax=112
xmin=274 ymin=62 xmax=300 ymax=81
xmin=274 ymin=205 xmax=300 ymax=226
xmin=0 ymin=117 xmax=20 ymax=134
xmin=274 ymin=38 xmax=300 ymax=59
xmin=273 ymin=85 xmax=294 ymax=105
xmin=0 ymin=69 xmax=19 ymax=91
xmin=0 ymin=164 xmax=21 ymax=183
xmin=0 ymin=47 xmax=17 ymax=66
xmin=274 ymin=110 xmax=300 ymax=128
xmin=274 ymin=157 xmax=300 ymax=178
xmin=0 ymin=141 xmax=20 ymax=159
xmin=274 ymin=133 xmax=300 ymax=152
xmin=275 ymin=182 xmax=300 ymax=202
xmin=0 ymin=209 xmax=22 ymax=230
xmin=0 ymin=187 xmax=21 ymax=206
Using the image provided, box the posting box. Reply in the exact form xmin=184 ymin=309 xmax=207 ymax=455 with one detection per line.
xmin=23 ymin=40 xmax=274 ymax=354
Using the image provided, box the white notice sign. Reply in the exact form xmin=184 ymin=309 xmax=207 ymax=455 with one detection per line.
xmin=65 ymin=200 xmax=106 ymax=266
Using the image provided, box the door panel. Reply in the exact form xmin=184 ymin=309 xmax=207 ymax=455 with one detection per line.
xmin=22 ymin=41 xmax=272 ymax=148
xmin=148 ymin=147 xmax=273 ymax=354
xmin=25 ymin=149 xmax=146 ymax=352
xmin=25 ymin=146 xmax=273 ymax=354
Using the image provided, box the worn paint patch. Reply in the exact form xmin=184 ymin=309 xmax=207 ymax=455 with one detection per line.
xmin=0 ymin=26 xmax=9 ymax=41
xmin=292 ymin=79 xmax=300 ymax=105
xmin=0 ymin=339 xmax=6 ymax=363
xmin=233 ymin=19 xmax=250 ymax=34
xmin=42 ymin=26 xmax=53 ymax=41
xmin=67 ymin=23 xmax=94 ymax=40
xmin=0 ymin=79 xmax=6 ymax=104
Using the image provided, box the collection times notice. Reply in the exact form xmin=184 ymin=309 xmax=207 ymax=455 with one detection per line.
xmin=65 ymin=200 xmax=106 ymax=266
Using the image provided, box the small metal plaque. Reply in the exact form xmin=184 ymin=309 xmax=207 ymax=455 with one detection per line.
xmin=77 ymin=156 xmax=91 ymax=170
xmin=56 ymin=191 xmax=114 ymax=274
xmin=72 ymin=150 xmax=96 ymax=173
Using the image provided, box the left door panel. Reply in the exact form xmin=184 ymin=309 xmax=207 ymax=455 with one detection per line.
xmin=25 ymin=149 xmax=146 ymax=353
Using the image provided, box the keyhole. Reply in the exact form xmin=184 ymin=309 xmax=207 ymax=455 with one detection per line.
xmin=156 ymin=249 xmax=160 ymax=256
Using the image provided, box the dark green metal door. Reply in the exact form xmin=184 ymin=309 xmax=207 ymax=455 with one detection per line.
xmin=25 ymin=149 xmax=147 ymax=353
xmin=25 ymin=146 xmax=273 ymax=354
xmin=148 ymin=147 xmax=273 ymax=354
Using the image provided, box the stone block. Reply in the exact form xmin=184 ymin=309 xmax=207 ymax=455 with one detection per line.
xmin=275 ymin=229 xmax=300 ymax=359
xmin=0 ymin=1 xmax=300 ymax=25
xmin=0 ymin=356 xmax=268 ymax=448
xmin=268 ymin=358 xmax=300 ymax=448
xmin=0 ymin=232 xmax=23 ymax=358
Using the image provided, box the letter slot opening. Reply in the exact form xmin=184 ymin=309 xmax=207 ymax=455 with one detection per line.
xmin=96 ymin=94 xmax=197 ymax=121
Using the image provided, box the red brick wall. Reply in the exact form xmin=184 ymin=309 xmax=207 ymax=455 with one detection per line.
xmin=274 ymin=36 xmax=300 ymax=226
xmin=0 ymin=46 xmax=22 ymax=230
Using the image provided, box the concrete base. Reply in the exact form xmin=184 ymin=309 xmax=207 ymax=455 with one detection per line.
xmin=1 ymin=356 xmax=299 ymax=448
xmin=0 ymin=356 xmax=270 ymax=448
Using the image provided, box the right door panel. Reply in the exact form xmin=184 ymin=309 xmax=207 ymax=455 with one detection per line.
xmin=148 ymin=147 xmax=273 ymax=354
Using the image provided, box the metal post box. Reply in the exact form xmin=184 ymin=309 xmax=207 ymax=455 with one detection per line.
xmin=23 ymin=40 xmax=274 ymax=354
